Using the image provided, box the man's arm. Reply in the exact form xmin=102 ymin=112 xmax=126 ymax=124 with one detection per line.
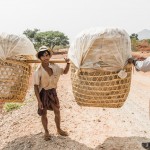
xmin=63 ymin=63 xmax=70 ymax=74
xmin=34 ymin=85 xmax=43 ymax=109
xmin=63 ymin=58 xmax=70 ymax=74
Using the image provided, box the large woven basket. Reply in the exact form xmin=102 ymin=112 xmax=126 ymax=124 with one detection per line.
xmin=71 ymin=64 xmax=132 ymax=108
xmin=0 ymin=59 xmax=31 ymax=103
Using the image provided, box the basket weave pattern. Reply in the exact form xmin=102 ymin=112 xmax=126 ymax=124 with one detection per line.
xmin=71 ymin=64 xmax=132 ymax=108
xmin=0 ymin=59 xmax=31 ymax=103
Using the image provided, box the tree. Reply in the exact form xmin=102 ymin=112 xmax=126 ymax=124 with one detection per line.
xmin=130 ymin=33 xmax=139 ymax=40
xmin=130 ymin=33 xmax=139 ymax=51
xmin=34 ymin=31 xmax=69 ymax=50
xmin=23 ymin=28 xmax=39 ymax=43
xmin=147 ymin=39 xmax=150 ymax=44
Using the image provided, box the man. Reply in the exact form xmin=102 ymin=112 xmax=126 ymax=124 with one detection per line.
xmin=34 ymin=46 xmax=70 ymax=141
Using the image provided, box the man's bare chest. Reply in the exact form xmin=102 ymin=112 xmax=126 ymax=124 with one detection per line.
xmin=43 ymin=67 xmax=53 ymax=76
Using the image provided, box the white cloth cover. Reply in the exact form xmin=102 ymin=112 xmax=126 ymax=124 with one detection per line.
xmin=68 ymin=27 xmax=132 ymax=72
xmin=0 ymin=33 xmax=36 ymax=60
xmin=135 ymin=57 xmax=150 ymax=72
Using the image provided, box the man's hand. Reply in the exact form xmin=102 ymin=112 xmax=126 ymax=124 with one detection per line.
xmin=64 ymin=58 xmax=70 ymax=64
xmin=128 ymin=58 xmax=134 ymax=64
xmin=128 ymin=57 xmax=137 ymax=66
xmin=56 ymin=101 xmax=60 ymax=108
xmin=38 ymin=101 xmax=43 ymax=109
xmin=63 ymin=58 xmax=70 ymax=74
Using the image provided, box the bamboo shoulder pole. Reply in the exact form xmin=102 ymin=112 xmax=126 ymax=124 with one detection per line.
xmin=23 ymin=59 xmax=67 ymax=63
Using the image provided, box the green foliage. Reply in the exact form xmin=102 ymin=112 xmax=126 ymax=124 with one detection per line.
xmin=130 ymin=33 xmax=139 ymax=51
xmin=23 ymin=29 xmax=69 ymax=50
xmin=34 ymin=31 xmax=69 ymax=50
xmin=130 ymin=33 xmax=139 ymax=40
xmin=147 ymin=39 xmax=150 ymax=44
xmin=23 ymin=28 xmax=39 ymax=43
xmin=131 ymin=38 xmax=138 ymax=51
xmin=4 ymin=102 xmax=22 ymax=112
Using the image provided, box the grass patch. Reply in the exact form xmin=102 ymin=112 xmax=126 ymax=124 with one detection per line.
xmin=3 ymin=102 xmax=23 ymax=112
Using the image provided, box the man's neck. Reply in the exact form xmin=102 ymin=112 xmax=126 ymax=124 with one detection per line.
xmin=42 ymin=62 xmax=49 ymax=68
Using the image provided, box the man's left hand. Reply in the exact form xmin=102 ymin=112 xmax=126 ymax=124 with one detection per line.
xmin=64 ymin=58 xmax=70 ymax=63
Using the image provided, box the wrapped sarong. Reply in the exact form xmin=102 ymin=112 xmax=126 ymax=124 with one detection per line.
xmin=38 ymin=88 xmax=59 ymax=116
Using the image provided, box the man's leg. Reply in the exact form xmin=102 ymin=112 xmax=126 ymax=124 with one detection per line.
xmin=41 ymin=109 xmax=51 ymax=140
xmin=51 ymin=103 xmax=68 ymax=136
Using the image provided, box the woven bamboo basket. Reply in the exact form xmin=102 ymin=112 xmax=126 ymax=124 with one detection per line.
xmin=71 ymin=63 xmax=132 ymax=108
xmin=0 ymin=57 xmax=31 ymax=103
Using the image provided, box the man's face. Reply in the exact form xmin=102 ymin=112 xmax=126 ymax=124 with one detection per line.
xmin=40 ymin=51 xmax=51 ymax=63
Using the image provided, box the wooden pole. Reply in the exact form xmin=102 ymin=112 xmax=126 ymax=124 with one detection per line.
xmin=23 ymin=59 xmax=67 ymax=63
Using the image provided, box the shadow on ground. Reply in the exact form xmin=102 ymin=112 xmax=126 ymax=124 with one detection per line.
xmin=2 ymin=132 xmax=92 ymax=150
xmin=95 ymin=136 xmax=150 ymax=150
xmin=2 ymin=134 xmax=150 ymax=150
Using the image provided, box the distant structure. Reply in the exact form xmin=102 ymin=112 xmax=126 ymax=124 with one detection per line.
xmin=137 ymin=29 xmax=150 ymax=40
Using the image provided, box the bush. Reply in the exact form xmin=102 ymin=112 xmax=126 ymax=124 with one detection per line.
xmin=3 ymin=102 xmax=23 ymax=112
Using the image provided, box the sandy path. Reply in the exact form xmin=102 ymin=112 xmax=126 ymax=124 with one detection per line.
xmin=0 ymin=65 xmax=150 ymax=150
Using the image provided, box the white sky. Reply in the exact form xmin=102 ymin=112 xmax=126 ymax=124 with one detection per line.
xmin=0 ymin=0 xmax=149 ymax=42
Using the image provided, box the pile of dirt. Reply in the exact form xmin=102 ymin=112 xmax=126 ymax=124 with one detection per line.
xmin=136 ymin=40 xmax=150 ymax=52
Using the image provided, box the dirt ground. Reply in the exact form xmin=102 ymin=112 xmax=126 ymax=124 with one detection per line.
xmin=0 ymin=55 xmax=150 ymax=150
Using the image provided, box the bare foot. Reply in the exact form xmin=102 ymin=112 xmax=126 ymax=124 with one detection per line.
xmin=44 ymin=133 xmax=51 ymax=141
xmin=57 ymin=129 xmax=68 ymax=136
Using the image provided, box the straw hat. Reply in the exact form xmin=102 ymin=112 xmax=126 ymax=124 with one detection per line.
xmin=36 ymin=46 xmax=51 ymax=59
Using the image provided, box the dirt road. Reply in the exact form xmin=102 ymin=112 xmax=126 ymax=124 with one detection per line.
xmin=0 ymin=64 xmax=150 ymax=150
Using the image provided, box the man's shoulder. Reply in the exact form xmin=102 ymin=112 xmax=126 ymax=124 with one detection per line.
xmin=50 ymin=63 xmax=63 ymax=74
xmin=36 ymin=64 xmax=42 ymax=70
xmin=51 ymin=62 xmax=57 ymax=66
xmin=34 ymin=64 xmax=42 ymax=75
xmin=51 ymin=63 xmax=60 ymax=68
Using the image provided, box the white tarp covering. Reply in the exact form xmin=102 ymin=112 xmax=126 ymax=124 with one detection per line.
xmin=68 ymin=27 xmax=132 ymax=72
xmin=0 ymin=33 xmax=36 ymax=60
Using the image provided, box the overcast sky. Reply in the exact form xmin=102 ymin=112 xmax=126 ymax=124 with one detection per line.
xmin=0 ymin=0 xmax=149 ymax=42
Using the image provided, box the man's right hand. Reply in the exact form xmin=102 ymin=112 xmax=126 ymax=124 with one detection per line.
xmin=38 ymin=101 xmax=43 ymax=109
